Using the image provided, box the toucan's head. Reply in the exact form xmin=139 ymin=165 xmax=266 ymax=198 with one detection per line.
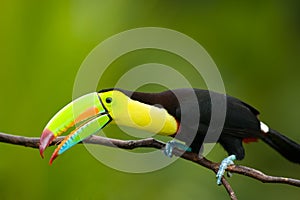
xmin=39 ymin=89 xmax=178 ymax=164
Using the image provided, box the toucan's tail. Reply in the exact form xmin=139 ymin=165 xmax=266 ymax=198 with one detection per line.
xmin=261 ymin=128 xmax=300 ymax=164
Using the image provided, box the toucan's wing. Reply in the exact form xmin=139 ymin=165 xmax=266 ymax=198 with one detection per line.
xmin=224 ymin=96 xmax=261 ymax=135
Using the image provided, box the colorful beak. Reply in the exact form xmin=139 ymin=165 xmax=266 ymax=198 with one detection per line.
xmin=39 ymin=92 xmax=112 ymax=164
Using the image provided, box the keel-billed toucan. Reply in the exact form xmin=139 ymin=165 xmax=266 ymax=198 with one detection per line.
xmin=39 ymin=88 xmax=300 ymax=184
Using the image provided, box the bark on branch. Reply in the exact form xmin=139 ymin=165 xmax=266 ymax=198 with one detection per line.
xmin=1 ymin=132 xmax=300 ymax=200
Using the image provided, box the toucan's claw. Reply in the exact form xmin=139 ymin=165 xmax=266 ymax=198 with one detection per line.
xmin=216 ymin=155 xmax=236 ymax=185
xmin=164 ymin=140 xmax=192 ymax=157
xmin=164 ymin=141 xmax=174 ymax=157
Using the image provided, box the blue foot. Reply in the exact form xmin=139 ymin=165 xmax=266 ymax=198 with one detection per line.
xmin=164 ymin=140 xmax=192 ymax=157
xmin=216 ymin=155 xmax=236 ymax=185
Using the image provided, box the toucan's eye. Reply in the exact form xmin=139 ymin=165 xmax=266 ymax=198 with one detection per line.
xmin=106 ymin=97 xmax=112 ymax=104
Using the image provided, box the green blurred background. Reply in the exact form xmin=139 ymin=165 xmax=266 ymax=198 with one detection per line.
xmin=1 ymin=0 xmax=300 ymax=199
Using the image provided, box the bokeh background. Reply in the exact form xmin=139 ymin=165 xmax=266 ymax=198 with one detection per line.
xmin=1 ymin=1 xmax=300 ymax=199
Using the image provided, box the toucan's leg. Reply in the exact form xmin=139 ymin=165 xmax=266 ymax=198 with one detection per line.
xmin=164 ymin=140 xmax=192 ymax=157
xmin=216 ymin=155 xmax=236 ymax=185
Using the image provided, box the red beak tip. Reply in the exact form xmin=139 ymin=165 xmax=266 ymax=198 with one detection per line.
xmin=39 ymin=129 xmax=55 ymax=158
xmin=49 ymin=153 xmax=58 ymax=165
xmin=39 ymin=142 xmax=48 ymax=158
xmin=40 ymin=152 xmax=44 ymax=159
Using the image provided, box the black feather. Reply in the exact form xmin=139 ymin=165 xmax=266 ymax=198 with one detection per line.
xmin=261 ymin=129 xmax=300 ymax=163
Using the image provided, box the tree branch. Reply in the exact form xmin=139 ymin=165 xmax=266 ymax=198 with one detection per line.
xmin=1 ymin=132 xmax=300 ymax=200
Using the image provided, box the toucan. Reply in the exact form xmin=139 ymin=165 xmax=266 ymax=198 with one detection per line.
xmin=39 ymin=88 xmax=300 ymax=185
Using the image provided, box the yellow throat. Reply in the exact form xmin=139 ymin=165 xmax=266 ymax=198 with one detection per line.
xmin=99 ymin=90 xmax=178 ymax=135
